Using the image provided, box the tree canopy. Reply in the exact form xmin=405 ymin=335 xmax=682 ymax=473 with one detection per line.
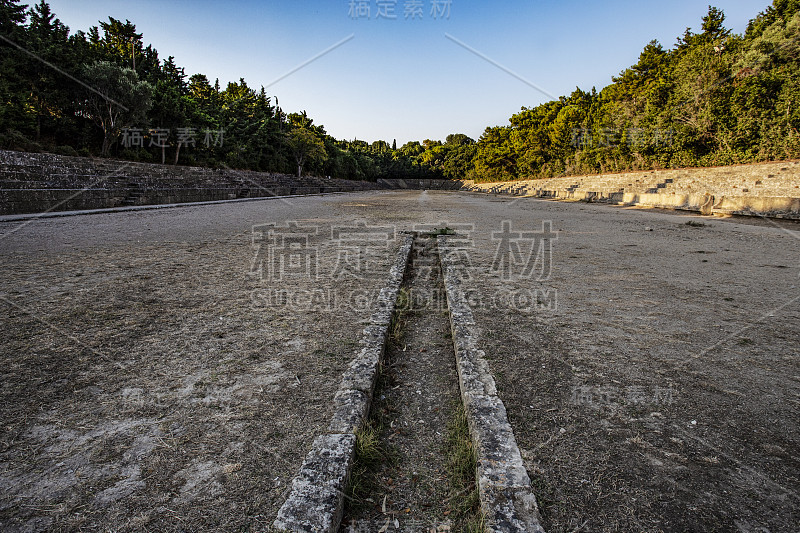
xmin=0 ymin=1 xmax=798 ymax=181
xmin=466 ymin=3 xmax=800 ymax=181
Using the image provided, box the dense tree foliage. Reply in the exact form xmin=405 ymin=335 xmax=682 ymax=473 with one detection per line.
xmin=468 ymin=1 xmax=800 ymax=181
xmin=0 ymin=1 xmax=450 ymax=179
xmin=0 ymin=1 xmax=798 ymax=181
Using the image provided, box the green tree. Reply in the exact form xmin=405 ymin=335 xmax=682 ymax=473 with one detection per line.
xmin=147 ymin=56 xmax=193 ymax=163
xmin=399 ymin=141 xmax=424 ymax=157
xmin=25 ymin=1 xmax=73 ymax=142
xmin=442 ymin=135 xmax=477 ymax=179
xmin=474 ymin=126 xmax=516 ymax=181
xmin=286 ymin=127 xmax=326 ymax=177
xmin=0 ymin=0 xmax=31 ymax=138
xmin=89 ymin=17 xmax=142 ymax=68
xmin=79 ymin=60 xmax=152 ymax=155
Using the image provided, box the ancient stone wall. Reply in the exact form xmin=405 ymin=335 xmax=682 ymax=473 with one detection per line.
xmin=0 ymin=150 xmax=381 ymax=215
xmin=462 ymin=161 xmax=800 ymax=219
xmin=377 ymin=178 xmax=464 ymax=190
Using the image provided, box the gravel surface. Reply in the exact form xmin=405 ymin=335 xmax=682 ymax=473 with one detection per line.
xmin=1 ymin=190 xmax=798 ymax=532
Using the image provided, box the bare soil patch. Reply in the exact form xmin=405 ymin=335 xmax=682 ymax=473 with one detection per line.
xmin=462 ymin=197 xmax=800 ymax=532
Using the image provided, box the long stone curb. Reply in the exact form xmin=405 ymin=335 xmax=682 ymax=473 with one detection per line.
xmin=0 ymin=191 xmax=367 ymax=223
xmin=437 ymin=236 xmax=546 ymax=533
xmin=273 ymin=233 xmax=413 ymax=533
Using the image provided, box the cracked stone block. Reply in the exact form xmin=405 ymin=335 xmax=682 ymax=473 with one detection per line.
xmin=328 ymin=389 xmax=370 ymax=434
xmin=447 ymin=298 xmax=476 ymax=325
xmin=450 ymin=322 xmax=478 ymax=353
xmin=359 ymin=324 xmax=388 ymax=349
xmin=482 ymin=486 xmax=546 ymax=533
xmin=389 ymin=257 xmax=409 ymax=282
xmin=467 ymin=394 xmax=530 ymax=490
xmin=387 ymin=235 xmax=413 ymax=276
xmin=370 ymin=286 xmax=399 ymax=326
xmin=456 ymin=348 xmax=498 ymax=398
xmin=338 ymin=345 xmax=384 ymax=394
xmin=273 ymin=433 xmax=357 ymax=533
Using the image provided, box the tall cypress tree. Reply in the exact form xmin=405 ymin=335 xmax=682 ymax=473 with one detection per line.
xmin=26 ymin=1 xmax=72 ymax=142
xmin=0 ymin=0 xmax=30 ymax=139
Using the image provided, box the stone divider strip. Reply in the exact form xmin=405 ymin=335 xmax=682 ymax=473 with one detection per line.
xmin=273 ymin=233 xmax=414 ymax=533
xmin=437 ymin=236 xmax=546 ymax=533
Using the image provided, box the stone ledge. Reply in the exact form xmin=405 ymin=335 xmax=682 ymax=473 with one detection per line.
xmin=482 ymin=486 xmax=546 ymax=533
xmin=0 ymin=149 xmax=383 ymax=215
xmin=466 ymin=394 xmax=531 ymax=490
xmin=327 ymin=389 xmax=370 ymax=434
xmin=358 ymin=323 xmax=388 ymax=348
xmin=274 ymin=234 xmax=413 ymax=533
xmin=273 ymin=433 xmax=356 ymax=533
xmin=456 ymin=348 xmax=498 ymax=399
xmin=338 ymin=345 xmax=384 ymax=394
xmin=461 ymin=160 xmax=800 ymax=220
xmin=370 ymin=285 xmax=401 ymax=326
xmin=439 ymin=235 xmax=545 ymax=533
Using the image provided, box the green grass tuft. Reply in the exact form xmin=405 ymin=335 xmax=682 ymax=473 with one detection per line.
xmin=346 ymin=420 xmax=394 ymax=512
xmin=445 ymin=402 xmax=485 ymax=531
xmin=389 ymin=287 xmax=411 ymax=344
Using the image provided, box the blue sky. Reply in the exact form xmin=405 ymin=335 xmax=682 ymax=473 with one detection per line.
xmin=45 ymin=0 xmax=767 ymax=145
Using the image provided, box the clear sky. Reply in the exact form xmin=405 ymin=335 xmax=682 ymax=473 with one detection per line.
xmin=45 ymin=0 xmax=768 ymax=145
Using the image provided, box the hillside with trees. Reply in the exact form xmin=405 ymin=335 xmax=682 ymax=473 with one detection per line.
xmin=469 ymin=0 xmax=800 ymax=182
xmin=0 ymin=0 xmax=798 ymax=182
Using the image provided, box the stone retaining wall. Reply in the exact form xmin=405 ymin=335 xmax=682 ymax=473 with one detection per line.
xmin=377 ymin=178 xmax=464 ymax=190
xmin=0 ymin=150 xmax=381 ymax=215
xmin=462 ymin=161 xmax=800 ymax=219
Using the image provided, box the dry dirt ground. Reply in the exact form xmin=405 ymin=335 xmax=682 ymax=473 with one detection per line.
xmin=0 ymin=194 xmax=404 ymax=532
xmin=1 ymin=190 xmax=798 ymax=532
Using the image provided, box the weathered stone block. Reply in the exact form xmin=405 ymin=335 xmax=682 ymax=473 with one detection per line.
xmin=359 ymin=324 xmax=388 ymax=349
xmin=466 ymin=394 xmax=531 ymax=491
xmin=482 ymin=485 xmax=546 ymax=533
xmin=327 ymin=389 xmax=370 ymax=434
xmin=369 ymin=286 xmax=398 ymax=326
xmin=273 ymin=433 xmax=357 ymax=533
xmin=338 ymin=345 xmax=384 ymax=394
xmin=456 ymin=348 xmax=497 ymax=398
